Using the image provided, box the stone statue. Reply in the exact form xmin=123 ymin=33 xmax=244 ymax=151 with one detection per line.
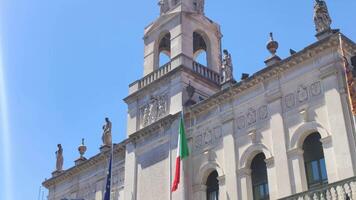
xmin=222 ymin=49 xmax=233 ymax=83
xmin=102 ymin=117 xmax=112 ymax=146
xmin=195 ymin=0 xmax=205 ymax=14
xmin=55 ymin=144 xmax=63 ymax=171
xmin=314 ymin=0 xmax=332 ymax=33
xmin=158 ymin=0 xmax=169 ymax=15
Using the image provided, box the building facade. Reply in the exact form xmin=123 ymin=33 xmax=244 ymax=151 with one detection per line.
xmin=43 ymin=0 xmax=356 ymax=199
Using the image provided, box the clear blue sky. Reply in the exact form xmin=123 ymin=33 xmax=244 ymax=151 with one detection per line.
xmin=0 ymin=0 xmax=355 ymax=199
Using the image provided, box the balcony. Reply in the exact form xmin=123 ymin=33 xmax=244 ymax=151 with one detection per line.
xmin=279 ymin=176 xmax=356 ymax=200
xmin=128 ymin=54 xmax=222 ymax=95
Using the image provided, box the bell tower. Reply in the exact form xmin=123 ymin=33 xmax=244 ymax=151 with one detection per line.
xmin=125 ymin=0 xmax=223 ymax=136
xmin=143 ymin=0 xmax=221 ymax=75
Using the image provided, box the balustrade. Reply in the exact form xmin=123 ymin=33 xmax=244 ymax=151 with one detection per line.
xmin=280 ymin=177 xmax=356 ymax=200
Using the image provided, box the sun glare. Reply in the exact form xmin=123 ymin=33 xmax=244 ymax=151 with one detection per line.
xmin=0 ymin=34 xmax=13 ymax=200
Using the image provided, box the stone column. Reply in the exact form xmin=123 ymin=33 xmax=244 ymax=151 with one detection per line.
xmin=321 ymin=65 xmax=355 ymax=181
xmin=267 ymin=90 xmax=293 ymax=198
xmin=237 ymin=168 xmax=253 ymax=200
xmin=123 ymin=142 xmax=137 ymax=200
xmin=287 ymin=148 xmax=308 ymax=193
xmin=220 ymin=111 xmax=239 ymax=200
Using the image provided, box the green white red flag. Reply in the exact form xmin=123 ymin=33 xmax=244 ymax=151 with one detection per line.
xmin=171 ymin=112 xmax=189 ymax=192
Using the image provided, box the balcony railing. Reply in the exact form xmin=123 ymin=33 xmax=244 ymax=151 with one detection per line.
xmin=192 ymin=61 xmax=222 ymax=85
xmin=279 ymin=176 xmax=356 ymax=200
xmin=138 ymin=62 xmax=172 ymax=89
xmin=128 ymin=55 xmax=222 ymax=95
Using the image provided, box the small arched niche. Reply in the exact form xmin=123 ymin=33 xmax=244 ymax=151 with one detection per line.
xmin=158 ymin=32 xmax=171 ymax=67
xmin=206 ymin=170 xmax=219 ymax=200
xmin=193 ymin=31 xmax=208 ymax=67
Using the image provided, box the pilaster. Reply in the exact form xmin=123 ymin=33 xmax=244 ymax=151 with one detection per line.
xmin=123 ymin=142 xmax=137 ymax=200
xmin=220 ymin=115 xmax=239 ymax=200
xmin=266 ymin=90 xmax=293 ymax=198
xmin=321 ymin=67 xmax=355 ymax=181
xmin=287 ymin=148 xmax=308 ymax=193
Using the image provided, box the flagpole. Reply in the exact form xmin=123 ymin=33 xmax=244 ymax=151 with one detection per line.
xmin=37 ymin=186 xmax=41 ymax=200
xmin=169 ymin=116 xmax=172 ymax=200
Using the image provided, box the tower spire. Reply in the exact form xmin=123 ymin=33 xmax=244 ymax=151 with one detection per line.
xmin=158 ymin=0 xmax=205 ymax=15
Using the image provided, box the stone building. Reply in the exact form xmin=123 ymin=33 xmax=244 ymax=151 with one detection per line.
xmin=43 ymin=0 xmax=356 ymax=199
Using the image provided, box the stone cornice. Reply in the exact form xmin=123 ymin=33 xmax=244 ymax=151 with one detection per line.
xmin=188 ymin=33 xmax=356 ymax=115
xmin=42 ymin=142 xmax=126 ymax=189
xmin=42 ymin=114 xmax=180 ymax=189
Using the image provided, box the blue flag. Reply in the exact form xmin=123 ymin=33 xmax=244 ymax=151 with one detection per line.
xmin=103 ymin=155 xmax=112 ymax=200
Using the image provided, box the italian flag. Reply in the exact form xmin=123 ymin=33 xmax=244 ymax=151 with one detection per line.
xmin=171 ymin=113 xmax=190 ymax=192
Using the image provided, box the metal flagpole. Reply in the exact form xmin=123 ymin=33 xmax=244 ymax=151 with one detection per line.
xmin=41 ymin=190 xmax=45 ymax=200
xmin=37 ymin=186 xmax=41 ymax=200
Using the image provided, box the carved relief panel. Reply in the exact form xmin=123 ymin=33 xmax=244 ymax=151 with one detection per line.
xmin=236 ymin=105 xmax=269 ymax=130
xmin=284 ymin=81 xmax=322 ymax=110
xmin=192 ymin=125 xmax=222 ymax=155
xmin=140 ymin=94 xmax=169 ymax=128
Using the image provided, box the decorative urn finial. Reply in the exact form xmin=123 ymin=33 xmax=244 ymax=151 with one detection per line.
xmin=267 ymin=32 xmax=279 ymax=56
xmin=265 ymin=32 xmax=281 ymax=66
xmin=75 ymin=138 xmax=87 ymax=165
xmin=78 ymin=138 xmax=87 ymax=159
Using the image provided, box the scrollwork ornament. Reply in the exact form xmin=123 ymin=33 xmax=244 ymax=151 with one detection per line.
xmin=310 ymin=81 xmax=321 ymax=96
xmin=285 ymin=94 xmax=295 ymax=108
xmin=258 ymin=105 xmax=268 ymax=120
xmin=297 ymin=86 xmax=308 ymax=103
xmin=237 ymin=116 xmax=246 ymax=129
xmin=247 ymin=108 xmax=257 ymax=125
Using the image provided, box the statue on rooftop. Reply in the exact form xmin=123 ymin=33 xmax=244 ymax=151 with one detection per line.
xmin=102 ymin=117 xmax=112 ymax=147
xmin=195 ymin=0 xmax=205 ymax=14
xmin=158 ymin=0 xmax=169 ymax=15
xmin=314 ymin=0 xmax=332 ymax=34
xmin=221 ymin=49 xmax=233 ymax=83
xmin=55 ymin=144 xmax=63 ymax=171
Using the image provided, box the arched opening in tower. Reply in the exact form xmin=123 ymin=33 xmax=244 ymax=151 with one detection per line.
xmin=193 ymin=31 xmax=208 ymax=67
xmin=158 ymin=33 xmax=171 ymax=67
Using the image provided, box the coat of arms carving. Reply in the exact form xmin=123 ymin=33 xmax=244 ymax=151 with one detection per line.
xmin=140 ymin=95 xmax=168 ymax=127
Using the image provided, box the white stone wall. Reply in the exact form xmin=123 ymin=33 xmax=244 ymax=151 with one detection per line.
xmin=184 ymin=47 xmax=356 ymax=200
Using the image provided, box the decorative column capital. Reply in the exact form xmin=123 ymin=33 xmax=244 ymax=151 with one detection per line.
xmin=237 ymin=167 xmax=252 ymax=178
xmin=193 ymin=184 xmax=207 ymax=192
xmin=217 ymin=175 xmax=226 ymax=186
xmin=320 ymin=135 xmax=332 ymax=146
xmin=287 ymin=148 xmax=304 ymax=158
xmin=264 ymin=157 xmax=275 ymax=168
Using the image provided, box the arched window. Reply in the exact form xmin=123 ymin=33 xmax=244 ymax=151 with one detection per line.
xmin=193 ymin=31 xmax=208 ymax=66
xmin=206 ymin=170 xmax=219 ymax=200
xmin=158 ymin=33 xmax=171 ymax=67
xmin=251 ymin=153 xmax=269 ymax=200
xmin=303 ymin=132 xmax=328 ymax=189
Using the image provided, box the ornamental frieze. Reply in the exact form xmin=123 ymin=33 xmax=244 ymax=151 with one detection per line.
xmin=140 ymin=94 xmax=168 ymax=127
xmin=192 ymin=126 xmax=222 ymax=155
xmin=237 ymin=105 xmax=269 ymax=130
xmin=284 ymin=81 xmax=322 ymax=110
